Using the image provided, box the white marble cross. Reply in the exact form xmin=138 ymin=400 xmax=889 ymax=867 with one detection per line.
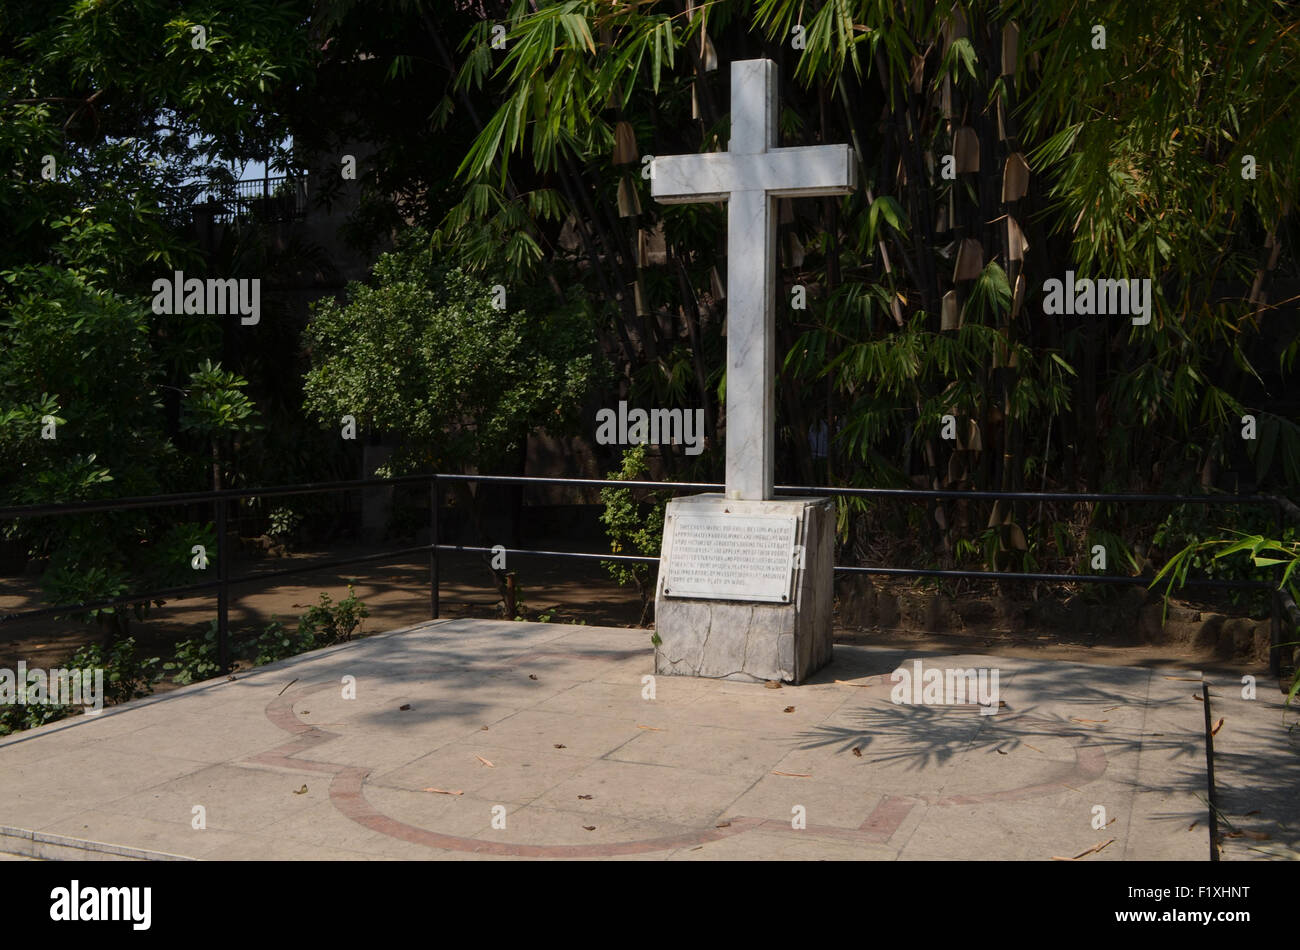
xmin=651 ymin=59 xmax=857 ymax=500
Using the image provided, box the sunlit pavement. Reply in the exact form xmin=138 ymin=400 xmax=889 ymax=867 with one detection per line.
xmin=2 ymin=617 xmax=1284 ymax=861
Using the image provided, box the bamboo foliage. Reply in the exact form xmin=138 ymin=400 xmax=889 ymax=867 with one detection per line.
xmin=437 ymin=0 xmax=1300 ymax=512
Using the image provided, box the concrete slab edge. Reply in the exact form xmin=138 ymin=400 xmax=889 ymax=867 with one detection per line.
xmin=0 ymin=824 xmax=195 ymax=862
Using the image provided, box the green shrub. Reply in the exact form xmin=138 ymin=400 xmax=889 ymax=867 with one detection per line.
xmin=160 ymin=588 xmax=371 ymax=684
xmin=297 ymin=585 xmax=369 ymax=646
xmin=0 ymin=636 xmax=159 ymax=736
xmin=67 ymin=636 xmax=159 ymax=705
xmin=599 ymin=445 xmax=667 ymax=626
xmin=163 ymin=621 xmax=224 ymax=685
xmin=251 ymin=617 xmax=313 ymax=666
xmin=0 ymin=683 xmax=74 ymax=737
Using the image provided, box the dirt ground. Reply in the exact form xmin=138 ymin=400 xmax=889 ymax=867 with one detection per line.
xmin=0 ymin=544 xmax=645 ymax=689
xmin=0 ymin=541 xmax=1282 ymax=696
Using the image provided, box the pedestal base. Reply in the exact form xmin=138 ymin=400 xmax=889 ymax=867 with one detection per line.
xmin=652 ymin=494 xmax=833 ymax=684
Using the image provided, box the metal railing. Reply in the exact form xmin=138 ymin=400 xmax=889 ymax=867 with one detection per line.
xmin=191 ymin=175 xmax=309 ymax=225
xmin=0 ymin=475 xmax=1292 ymax=675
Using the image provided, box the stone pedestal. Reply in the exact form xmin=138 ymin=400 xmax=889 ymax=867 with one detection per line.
xmin=653 ymin=494 xmax=834 ymax=684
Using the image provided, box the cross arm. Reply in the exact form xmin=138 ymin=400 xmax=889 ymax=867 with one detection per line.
xmin=650 ymin=152 xmax=732 ymax=204
xmin=651 ymin=144 xmax=857 ymax=205
xmin=761 ymin=144 xmax=857 ymax=197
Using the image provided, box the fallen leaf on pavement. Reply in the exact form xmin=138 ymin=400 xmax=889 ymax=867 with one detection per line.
xmin=1078 ymin=838 xmax=1115 ymax=857
xmin=583 ymin=826 xmax=596 ymax=831
xmin=475 ymin=755 xmax=494 ymax=768
xmin=764 ymin=681 xmax=782 ymax=689
xmin=293 ymin=785 xmax=308 ymax=795
xmin=784 ymin=706 xmax=795 ymax=713
xmin=637 ymin=725 xmax=664 ymax=731
xmin=554 ymin=743 xmax=567 ymax=749
xmin=1211 ymin=718 xmax=1224 ymax=736
xmin=852 ymin=747 xmax=863 ymax=757
xmin=716 ymin=821 xmax=731 ymax=828
xmin=399 ymin=704 xmax=411 ymax=711
xmin=1052 ymin=838 xmax=1114 ymax=860
xmin=424 ymin=787 xmax=464 ymax=796
xmin=577 ymin=795 xmax=593 ymax=800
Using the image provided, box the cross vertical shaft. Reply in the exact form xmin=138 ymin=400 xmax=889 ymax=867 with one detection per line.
xmin=726 ymin=188 xmax=776 ymax=500
xmin=650 ymin=58 xmax=857 ymax=500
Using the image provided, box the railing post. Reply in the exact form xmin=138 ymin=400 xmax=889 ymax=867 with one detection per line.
xmin=216 ymin=494 xmax=230 ymax=672
xmin=430 ymin=475 xmax=440 ymax=619
xmin=1272 ymin=499 xmax=1284 ymax=678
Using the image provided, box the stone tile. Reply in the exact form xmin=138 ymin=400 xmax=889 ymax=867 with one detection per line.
xmin=287 ymin=731 xmax=465 ymax=773
xmin=535 ymin=678 xmax=709 ymax=719
xmin=534 ymin=759 xmax=754 ymax=825
xmin=605 ymin=723 xmax=792 ymax=778
xmin=1122 ymin=788 xmax=1211 ymax=861
xmin=897 ymin=799 xmax=1124 ymax=861
xmin=659 ymin=684 xmax=849 ymax=732
xmin=198 ymin=833 xmax=386 ymax=860
xmin=459 ymin=708 xmax=644 ymax=760
xmin=470 ymin=802 xmax=689 ymax=849
xmin=101 ymin=763 xmax=332 ymax=834
xmin=256 ymin=799 xmax=456 ymax=859
xmin=356 ymin=786 xmax=497 ymax=839
xmin=667 ymin=829 xmax=896 ymax=861
xmin=93 ymin=711 xmax=288 ymax=763
xmin=0 ymin=747 xmax=211 ymax=829
xmin=369 ymin=742 xmax=592 ymax=806
xmin=719 ymin=775 xmax=884 ymax=831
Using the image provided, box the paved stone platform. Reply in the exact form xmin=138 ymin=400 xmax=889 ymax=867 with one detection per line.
xmin=0 ymin=619 xmax=1221 ymax=860
xmin=1202 ymin=671 xmax=1300 ymax=859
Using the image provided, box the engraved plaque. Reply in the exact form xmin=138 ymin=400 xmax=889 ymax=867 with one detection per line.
xmin=662 ymin=514 xmax=797 ymax=602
